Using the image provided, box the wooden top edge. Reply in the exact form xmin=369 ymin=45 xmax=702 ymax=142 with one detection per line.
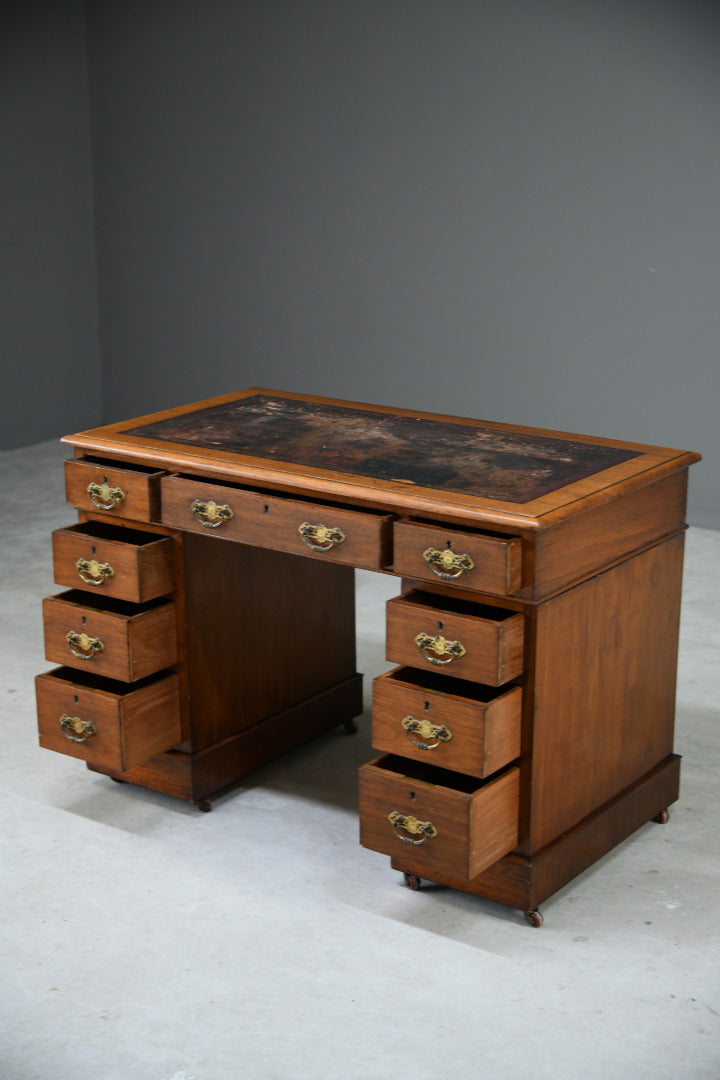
xmin=60 ymin=388 xmax=701 ymax=529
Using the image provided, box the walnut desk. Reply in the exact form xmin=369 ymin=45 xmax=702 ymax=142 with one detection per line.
xmin=35 ymin=389 xmax=700 ymax=924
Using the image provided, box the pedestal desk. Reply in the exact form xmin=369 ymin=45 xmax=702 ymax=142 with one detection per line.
xmin=35 ymin=389 xmax=700 ymax=924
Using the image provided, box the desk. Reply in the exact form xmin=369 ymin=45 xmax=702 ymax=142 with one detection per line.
xmin=35 ymin=389 xmax=700 ymax=923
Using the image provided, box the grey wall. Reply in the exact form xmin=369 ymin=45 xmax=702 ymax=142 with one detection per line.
xmin=0 ymin=1 xmax=100 ymax=447
xmin=5 ymin=2 xmax=719 ymax=525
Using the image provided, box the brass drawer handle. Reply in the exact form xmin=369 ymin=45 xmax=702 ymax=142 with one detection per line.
xmin=401 ymin=715 xmax=452 ymax=750
xmin=388 ymin=811 xmax=438 ymax=845
xmin=59 ymin=714 xmax=98 ymax=743
xmin=66 ymin=630 xmax=104 ymax=660
xmin=191 ymin=499 xmax=234 ymax=528
xmin=415 ymin=632 xmax=466 ymax=666
xmin=87 ymin=479 xmax=126 ymax=511
xmin=298 ymin=522 xmax=346 ymax=552
xmin=76 ymin=558 xmax=115 ymax=587
xmin=423 ymin=546 xmax=474 ymax=580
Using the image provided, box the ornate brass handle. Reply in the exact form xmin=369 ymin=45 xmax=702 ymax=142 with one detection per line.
xmin=66 ymin=631 xmax=104 ymax=660
xmin=423 ymin=546 xmax=474 ymax=580
xmin=415 ymin=632 xmax=466 ymax=666
xmin=191 ymin=499 xmax=234 ymax=528
xmin=76 ymin=558 xmax=115 ymax=586
xmin=87 ymin=480 xmax=126 ymax=511
xmin=298 ymin=522 xmax=346 ymax=552
xmin=401 ymin=715 xmax=452 ymax=750
xmin=388 ymin=811 xmax=438 ymax=845
xmin=59 ymin=714 xmax=98 ymax=743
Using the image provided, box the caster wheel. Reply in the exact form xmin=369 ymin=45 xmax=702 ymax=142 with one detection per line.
xmin=342 ymin=719 xmax=359 ymax=735
xmin=653 ymin=809 xmax=670 ymax=824
xmin=196 ymin=799 xmax=213 ymax=812
xmin=403 ymin=873 xmax=422 ymax=891
xmin=109 ymin=776 xmax=127 ymax=784
xmin=524 ymin=909 xmax=544 ymax=928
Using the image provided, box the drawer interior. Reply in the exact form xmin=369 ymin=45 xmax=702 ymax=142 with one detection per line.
xmin=372 ymin=753 xmax=511 ymax=795
xmin=59 ymin=520 xmax=168 ymax=547
xmin=47 ymin=589 xmax=170 ymax=617
xmin=74 ymin=455 xmax=163 ymax=476
xmin=381 ymin=666 xmax=517 ymax=702
xmin=398 ymin=589 xmax=520 ymax=623
xmin=41 ymin=665 xmax=162 ymax=696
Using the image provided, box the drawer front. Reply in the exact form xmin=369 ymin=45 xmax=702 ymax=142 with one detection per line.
xmin=386 ymin=593 xmax=524 ymax=686
xmin=52 ymin=523 xmax=174 ymax=603
xmin=359 ymin=755 xmax=520 ymax=880
xmin=394 ymin=520 xmax=522 ymax=596
xmin=43 ymin=591 xmax=177 ymax=682
xmin=36 ymin=668 xmax=181 ymax=772
xmin=65 ymin=457 xmax=165 ymax=522
xmin=372 ymin=668 xmax=522 ymax=778
xmin=160 ymin=475 xmax=393 ymax=571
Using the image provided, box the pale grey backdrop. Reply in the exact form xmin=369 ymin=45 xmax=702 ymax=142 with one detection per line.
xmin=2 ymin=0 xmax=718 ymax=526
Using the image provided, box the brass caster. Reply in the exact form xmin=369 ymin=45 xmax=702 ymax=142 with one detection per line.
xmin=653 ymin=809 xmax=670 ymax=824
xmin=524 ymin=909 xmax=544 ymax=928
xmin=196 ymin=799 xmax=213 ymax=812
xmin=109 ymin=776 xmax=128 ymax=784
xmin=342 ymin=719 xmax=359 ymax=735
xmin=403 ymin=873 xmax=422 ymax=891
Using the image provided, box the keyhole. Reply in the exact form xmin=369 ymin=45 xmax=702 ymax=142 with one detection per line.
xmin=91 ymin=545 xmax=97 ymax=556
xmin=409 ymin=791 xmax=416 ymax=801
xmin=263 ymin=505 xmax=269 ymax=514
xmin=74 ymin=695 xmax=79 ymax=703
xmin=81 ymin=616 xmax=86 ymax=626
xmin=437 ymin=621 xmax=443 ymax=632
xmin=424 ymin=701 xmax=430 ymax=712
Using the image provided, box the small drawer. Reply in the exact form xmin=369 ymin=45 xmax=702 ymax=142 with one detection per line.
xmin=52 ymin=521 xmax=174 ymax=603
xmin=160 ymin=474 xmax=393 ymax=571
xmin=372 ymin=668 xmax=522 ymax=778
xmin=394 ymin=520 xmax=522 ymax=596
xmin=359 ymin=754 xmax=520 ymax=880
xmin=43 ymin=591 xmax=177 ymax=682
xmin=65 ymin=456 xmax=165 ymax=522
xmin=386 ymin=591 xmax=524 ymax=686
xmin=36 ymin=667 xmax=181 ymax=773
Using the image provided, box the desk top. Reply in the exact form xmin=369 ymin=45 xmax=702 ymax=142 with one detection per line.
xmin=63 ymin=388 xmax=699 ymax=529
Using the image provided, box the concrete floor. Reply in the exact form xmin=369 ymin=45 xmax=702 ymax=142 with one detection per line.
xmin=2 ymin=438 xmax=719 ymax=1080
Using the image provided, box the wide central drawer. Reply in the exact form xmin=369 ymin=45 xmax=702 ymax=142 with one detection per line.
xmin=52 ymin=521 xmax=174 ymax=603
xmin=35 ymin=667 xmax=181 ymax=773
xmin=160 ymin=474 xmax=393 ymax=571
xmin=42 ymin=590 xmax=177 ymax=682
xmin=359 ymin=754 xmax=520 ymax=880
xmin=372 ymin=667 xmax=522 ymax=778
xmin=386 ymin=592 xmax=524 ymax=686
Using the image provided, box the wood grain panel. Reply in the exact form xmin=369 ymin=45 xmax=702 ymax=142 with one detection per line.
xmin=65 ymin=456 xmax=165 ymax=522
xmin=393 ymin=519 xmax=522 ymax=596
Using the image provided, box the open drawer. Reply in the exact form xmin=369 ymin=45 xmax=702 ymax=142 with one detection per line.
xmin=359 ymin=754 xmax=520 ymax=881
xmin=36 ymin=667 xmax=181 ymax=773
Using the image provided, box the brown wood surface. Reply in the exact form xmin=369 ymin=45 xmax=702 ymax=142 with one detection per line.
xmin=160 ymin=474 xmax=393 ymax=571
xmin=64 ymin=456 xmax=165 ymax=522
xmin=372 ymin=667 xmax=522 ymax=778
xmin=386 ymin=591 xmax=525 ymax=686
xmin=43 ymin=591 xmax=177 ymax=682
xmin=180 ymin=532 xmax=358 ymax=750
xmin=525 ymin=532 xmax=686 ymax=854
xmin=52 ymin=522 xmax=174 ymax=603
xmin=392 ymin=519 xmax=523 ymax=596
xmin=359 ymin=755 xmax=519 ymax=880
xmin=392 ymin=755 xmax=680 ymax=911
xmin=36 ymin=668 xmax=181 ymax=772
